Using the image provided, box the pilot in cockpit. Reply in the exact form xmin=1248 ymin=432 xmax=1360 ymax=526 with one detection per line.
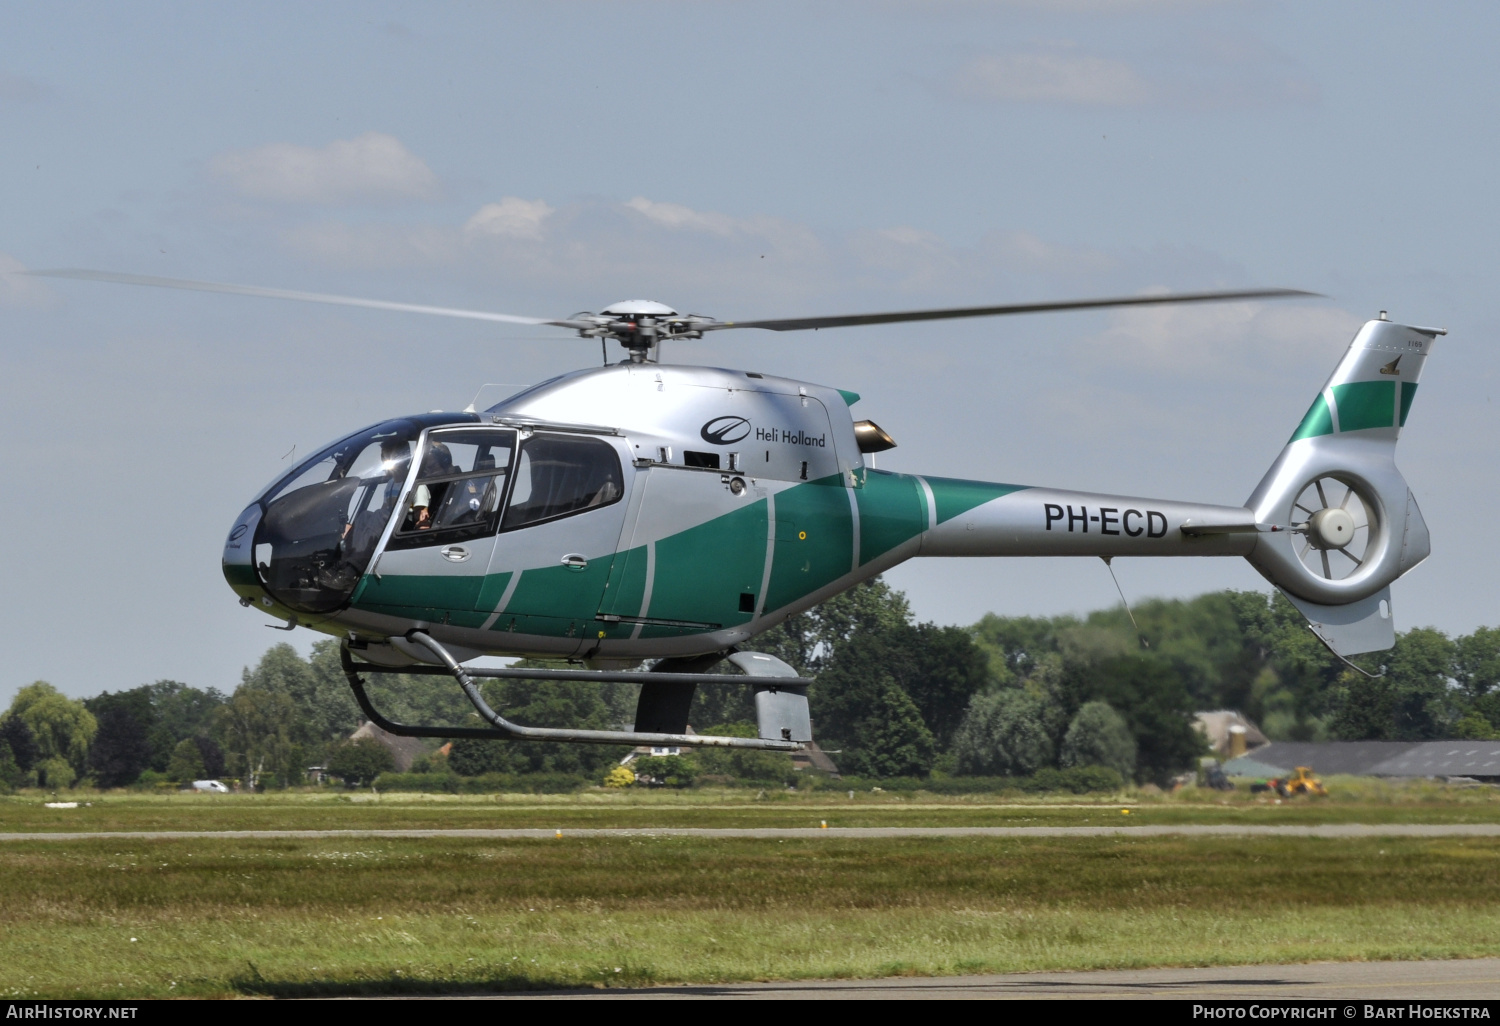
xmin=408 ymin=441 xmax=454 ymax=530
xmin=341 ymin=439 xmax=413 ymax=557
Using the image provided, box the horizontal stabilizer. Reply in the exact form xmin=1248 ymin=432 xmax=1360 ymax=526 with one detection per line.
xmin=1180 ymin=518 xmax=1273 ymax=536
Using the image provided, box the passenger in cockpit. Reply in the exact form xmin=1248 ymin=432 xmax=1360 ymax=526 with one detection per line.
xmin=442 ymin=452 xmax=498 ymax=526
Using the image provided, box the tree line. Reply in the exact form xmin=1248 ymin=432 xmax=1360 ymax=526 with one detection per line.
xmin=4 ymin=581 xmax=1499 ymax=791
xmin=739 ymin=581 xmax=1500 ymax=784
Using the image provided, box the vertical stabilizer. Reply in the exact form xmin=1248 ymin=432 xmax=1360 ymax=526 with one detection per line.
xmin=1242 ymin=316 xmax=1440 ymax=656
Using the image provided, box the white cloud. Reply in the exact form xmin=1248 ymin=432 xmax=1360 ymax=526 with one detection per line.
xmin=210 ymin=132 xmax=439 ymax=204
xmin=464 ymin=197 xmax=555 ymax=240
xmin=625 ymin=197 xmax=740 ymax=236
xmin=851 ymin=226 xmax=1114 ymax=293
xmin=0 ymin=253 xmax=54 ymax=308
xmin=282 ymin=222 xmax=459 ymax=267
xmin=958 ymin=53 xmax=1153 ymax=106
xmin=623 ymin=196 xmax=822 ymax=257
xmin=1087 ymin=299 xmax=1364 ymax=377
xmin=956 ymin=34 xmax=1317 ymax=112
xmin=984 ymin=231 xmax=1117 ymax=276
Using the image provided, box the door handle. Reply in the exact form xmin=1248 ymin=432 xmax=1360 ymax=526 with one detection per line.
xmin=440 ymin=545 xmax=470 ymax=563
xmin=560 ymin=553 xmax=588 ymax=572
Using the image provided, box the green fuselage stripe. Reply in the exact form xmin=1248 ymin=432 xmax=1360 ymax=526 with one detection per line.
xmin=854 ymin=470 xmax=926 ymax=565
xmin=923 ymin=476 xmax=1029 ymax=525
xmin=763 ymin=474 xmax=855 ymax=613
xmin=339 ymin=471 xmax=1032 ymax=641
xmin=646 ymin=497 xmax=769 ymax=629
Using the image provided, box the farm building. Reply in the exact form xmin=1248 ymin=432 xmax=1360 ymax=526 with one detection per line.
xmin=1223 ymin=741 xmax=1500 ymax=782
xmin=349 ymin=720 xmax=426 ymax=772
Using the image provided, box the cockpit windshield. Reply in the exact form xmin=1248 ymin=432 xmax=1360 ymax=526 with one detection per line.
xmin=253 ymin=420 xmax=422 ymax=614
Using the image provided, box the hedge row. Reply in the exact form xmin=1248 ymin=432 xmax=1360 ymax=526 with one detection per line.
xmin=835 ymin=766 xmax=1125 ymax=794
xmin=372 ymin=771 xmax=591 ymax=793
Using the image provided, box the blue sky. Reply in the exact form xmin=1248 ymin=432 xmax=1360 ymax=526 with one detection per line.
xmin=3 ymin=1 xmax=1497 ymax=703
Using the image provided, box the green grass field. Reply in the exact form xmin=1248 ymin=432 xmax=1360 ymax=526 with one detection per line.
xmin=3 ymin=832 xmax=1500 ymax=998
xmin=4 ymin=781 xmax=1497 ymax=998
xmin=3 ymin=776 xmax=1500 ymax=832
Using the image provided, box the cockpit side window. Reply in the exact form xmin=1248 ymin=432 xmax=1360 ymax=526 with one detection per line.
xmin=389 ymin=428 xmax=516 ymax=547
xmin=501 ymin=434 xmax=624 ymax=531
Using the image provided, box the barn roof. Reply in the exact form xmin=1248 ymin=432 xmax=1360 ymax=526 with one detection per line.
xmin=1222 ymin=740 xmax=1500 ymax=779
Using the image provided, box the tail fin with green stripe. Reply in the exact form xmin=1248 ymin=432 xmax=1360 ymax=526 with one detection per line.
xmin=1244 ymin=315 xmax=1442 ymax=659
xmin=1289 ymin=316 xmax=1431 ymax=443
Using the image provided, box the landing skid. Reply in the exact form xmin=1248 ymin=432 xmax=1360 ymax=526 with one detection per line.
xmin=339 ymin=633 xmax=808 ymax=751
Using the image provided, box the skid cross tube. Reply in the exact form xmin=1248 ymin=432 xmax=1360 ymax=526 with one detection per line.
xmin=340 ymin=638 xmax=805 ymax=751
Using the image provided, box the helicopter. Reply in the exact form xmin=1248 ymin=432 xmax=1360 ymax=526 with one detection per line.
xmin=33 ymin=269 xmax=1440 ymax=753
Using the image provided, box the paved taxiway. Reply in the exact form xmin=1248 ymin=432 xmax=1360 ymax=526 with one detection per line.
xmin=479 ymin=959 xmax=1500 ymax=1000
xmin=5 ymin=824 xmax=1500 ymax=841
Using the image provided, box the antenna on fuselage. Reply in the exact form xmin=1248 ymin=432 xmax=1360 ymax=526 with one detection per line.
xmin=1101 ymin=556 xmax=1149 ymax=650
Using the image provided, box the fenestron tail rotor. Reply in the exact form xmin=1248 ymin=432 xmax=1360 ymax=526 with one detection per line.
xmin=1291 ymin=476 xmax=1374 ymax=581
xmin=24 ymin=268 xmax=1319 ymax=362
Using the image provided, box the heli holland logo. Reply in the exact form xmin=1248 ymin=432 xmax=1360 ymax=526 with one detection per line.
xmin=1380 ymin=356 xmax=1402 ymax=376
xmin=228 ymin=524 xmax=250 ymax=544
xmin=700 ymin=416 xmax=752 ymax=445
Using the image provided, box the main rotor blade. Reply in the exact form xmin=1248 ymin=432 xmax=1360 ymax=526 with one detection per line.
xmin=710 ymin=288 xmax=1319 ymax=333
xmin=27 ymin=268 xmax=590 ymax=330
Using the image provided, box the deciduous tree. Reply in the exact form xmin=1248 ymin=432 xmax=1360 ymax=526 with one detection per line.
xmin=1059 ymin=701 xmax=1136 ymax=779
xmin=6 ymin=683 xmax=96 ymax=776
xmin=166 ymin=737 xmax=206 ymax=783
xmin=952 ymin=688 xmax=1054 ymax=777
xmin=215 ymin=688 xmax=302 ymax=789
xmin=88 ymin=706 xmax=153 ymax=787
xmin=326 ymin=737 xmax=394 ymax=786
xmin=835 ymin=675 xmax=936 ymax=779
xmin=1069 ymin=654 xmax=1203 ymax=785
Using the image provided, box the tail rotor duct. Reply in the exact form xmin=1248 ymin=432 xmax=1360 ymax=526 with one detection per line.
xmin=1291 ymin=475 xmax=1376 ymax=582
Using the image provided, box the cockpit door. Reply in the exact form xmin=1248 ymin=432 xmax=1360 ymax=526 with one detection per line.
xmin=474 ymin=433 xmax=632 ymax=654
xmin=350 ymin=427 xmax=515 ymax=627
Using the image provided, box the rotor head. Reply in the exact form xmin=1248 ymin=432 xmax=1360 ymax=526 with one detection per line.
xmin=572 ymin=300 xmax=721 ymax=362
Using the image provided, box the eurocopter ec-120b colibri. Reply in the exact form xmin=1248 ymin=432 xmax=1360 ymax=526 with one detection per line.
xmin=34 ymin=269 xmax=1441 ymax=753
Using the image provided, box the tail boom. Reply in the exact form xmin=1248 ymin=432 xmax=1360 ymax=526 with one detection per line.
xmin=914 ymin=482 xmax=1258 ymax=558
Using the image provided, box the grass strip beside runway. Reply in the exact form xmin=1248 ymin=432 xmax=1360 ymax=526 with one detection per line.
xmin=3 ymin=833 xmax=1500 ymax=998
xmin=5 ymin=780 xmax=1500 ymax=833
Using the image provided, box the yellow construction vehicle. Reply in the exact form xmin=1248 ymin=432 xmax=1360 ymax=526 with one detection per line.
xmin=1274 ymin=766 xmax=1327 ymax=797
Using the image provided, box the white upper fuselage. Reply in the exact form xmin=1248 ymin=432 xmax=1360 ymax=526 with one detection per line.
xmin=487 ymin=363 xmax=865 ymax=487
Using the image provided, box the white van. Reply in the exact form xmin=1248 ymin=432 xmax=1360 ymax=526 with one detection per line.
xmin=191 ymin=780 xmax=230 ymax=794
